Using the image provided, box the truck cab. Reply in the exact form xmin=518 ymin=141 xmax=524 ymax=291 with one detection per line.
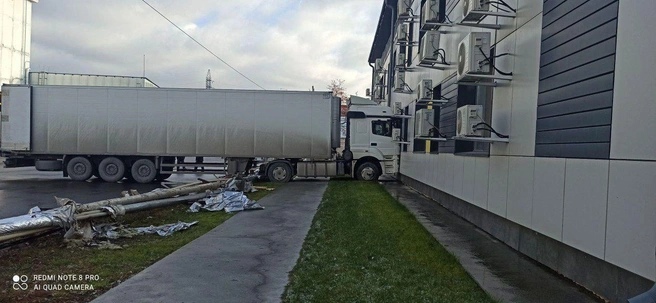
xmin=342 ymin=96 xmax=405 ymax=181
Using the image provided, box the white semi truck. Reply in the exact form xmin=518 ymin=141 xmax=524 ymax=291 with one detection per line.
xmin=0 ymin=84 xmax=405 ymax=183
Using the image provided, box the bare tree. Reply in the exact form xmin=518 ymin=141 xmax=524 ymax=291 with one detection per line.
xmin=327 ymin=79 xmax=349 ymax=104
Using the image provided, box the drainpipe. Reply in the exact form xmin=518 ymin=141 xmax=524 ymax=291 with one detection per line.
xmin=385 ymin=0 xmax=396 ymax=106
xmin=369 ymin=62 xmax=375 ymax=101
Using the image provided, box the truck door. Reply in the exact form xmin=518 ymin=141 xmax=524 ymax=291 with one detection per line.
xmin=349 ymin=118 xmax=370 ymax=155
xmin=369 ymin=119 xmax=398 ymax=157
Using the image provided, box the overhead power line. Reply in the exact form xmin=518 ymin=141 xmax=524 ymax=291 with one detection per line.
xmin=140 ymin=0 xmax=265 ymax=90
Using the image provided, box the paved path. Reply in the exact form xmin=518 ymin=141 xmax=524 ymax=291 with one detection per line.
xmin=93 ymin=180 xmax=328 ymax=303
xmin=384 ymin=182 xmax=603 ymax=303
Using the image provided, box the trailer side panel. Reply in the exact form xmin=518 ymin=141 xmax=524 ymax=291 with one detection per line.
xmin=20 ymin=85 xmax=334 ymax=159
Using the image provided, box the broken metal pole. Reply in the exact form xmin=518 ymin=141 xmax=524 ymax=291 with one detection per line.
xmin=76 ymin=180 xmax=226 ymax=213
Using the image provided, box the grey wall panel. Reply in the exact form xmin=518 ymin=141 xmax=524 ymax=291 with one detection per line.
xmin=538 ymin=73 xmax=614 ymax=106
xmin=537 ymin=108 xmax=612 ymax=131
xmin=538 ymin=56 xmax=615 ymax=93
xmin=536 ymin=125 xmax=611 ymax=144
xmin=536 ymin=91 xmax=613 ymax=119
xmin=542 ymin=0 xmax=616 ymax=39
xmin=536 ymin=0 xmax=618 ymax=159
xmin=46 ymin=88 xmax=78 ymax=154
xmin=539 ymin=38 xmax=616 ymax=80
xmin=224 ymin=92 xmax=255 ymax=157
xmin=542 ymin=1 xmax=617 ymax=44
xmin=438 ymin=74 xmax=459 ymax=154
xmin=534 ymin=143 xmax=610 ymax=159
xmin=543 ymin=0 xmax=588 ymax=26
xmin=540 ymin=21 xmax=617 ymax=66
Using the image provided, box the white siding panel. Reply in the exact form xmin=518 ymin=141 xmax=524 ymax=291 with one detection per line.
xmin=506 ymin=157 xmax=535 ymax=227
xmin=473 ymin=157 xmax=490 ymax=209
xmin=462 ymin=156 xmax=476 ymax=203
xmin=487 ymin=156 xmax=509 ymax=217
xmin=604 ymin=161 xmax=656 ymax=281
xmin=531 ymin=157 xmax=566 ymax=241
xmin=562 ymin=159 xmax=609 ymax=259
xmin=610 ymin=0 xmax=656 ymax=160
xmin=508 ymin=15 xmax=540 ymax=156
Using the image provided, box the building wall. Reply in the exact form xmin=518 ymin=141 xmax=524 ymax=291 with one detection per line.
xmin=0 ymin=0 xmax=36 ymax=86
xmin=374 ymin=0 xmax=655 ymax=301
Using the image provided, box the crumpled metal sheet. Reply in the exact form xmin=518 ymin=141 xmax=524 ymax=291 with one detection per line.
xmin=188 ymin=191 xmax=263 ymax=213
xmin=94 ymin=221 xmax=199 ymax=239
xmin=0 ymin=202 xmax=77 ymax=236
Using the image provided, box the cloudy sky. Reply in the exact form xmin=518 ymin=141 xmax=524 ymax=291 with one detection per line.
xmin=30 ymin=0 xmax=382 ymax=95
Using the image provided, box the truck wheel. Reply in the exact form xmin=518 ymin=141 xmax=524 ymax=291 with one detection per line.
xmin=131 ymin=159 xmax=157 ymax=183
xmin=98 ymin=157 xmax=125 ymax=183
xmin=267 ymin=162 xmax=292 ymax=183
xmin=66 ymin=157 xmax=93 ymax=181
xmin=356 ymin=162 xmax=380 ymax=181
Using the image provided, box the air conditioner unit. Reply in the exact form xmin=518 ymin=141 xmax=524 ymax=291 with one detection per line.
xmin=421 ymin=0 xmax=440 ymax=28
xmin=395 ymin=71 xmax=406 ymax=91
xmin=392 ymin=128 xmax=402 ymax=141
xmin=419 ymin=31 xmax=440 ymax=62
xmin=397 ymin=23 xmax=409 ymax=42
xmin=417 ymin=79 xmax=433 ymax=101
xmin=456 ymin=105 xmax=484 ymax=137
xmin=393 ymin=101 xmax=403 ymax=115
xmin=398 ymin=0 xmax=413 ymax=17
xmin=396 ymin=52 xmax=407 ymax=69
xmin=415 ymin=109 xmax=435 ymax=137
xmin=375 ymin=58 xmax=384 ymax=72
xmin=457 ymin=32 xmax=491 ymax=81
xmin=462 ymin=0 xmax=490 ymax=22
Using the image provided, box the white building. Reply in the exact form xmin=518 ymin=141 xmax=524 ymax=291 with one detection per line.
xmin=0 ymin=0 xmax=36 ymax=86
xmin=368 ymin=1 xmax=655 ymax=302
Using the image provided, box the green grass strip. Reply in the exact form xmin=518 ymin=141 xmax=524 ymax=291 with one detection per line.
xmin=283 ymin=180 xmax=494 ymax=303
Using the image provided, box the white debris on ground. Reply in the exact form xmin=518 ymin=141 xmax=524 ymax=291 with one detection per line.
xmin=188 ymin=190 xmax=264 ymax=213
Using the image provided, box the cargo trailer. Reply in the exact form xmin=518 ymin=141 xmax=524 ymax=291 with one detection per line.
xmin=1 ymin=84 xmax=405 ymax=183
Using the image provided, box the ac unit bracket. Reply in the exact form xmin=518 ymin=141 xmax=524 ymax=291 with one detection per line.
xmin=454 ymin=136 xmax=509 ymax=143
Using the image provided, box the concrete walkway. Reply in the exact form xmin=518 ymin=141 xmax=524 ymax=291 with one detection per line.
xmin=383 ymin=182 xmax=603 ymax=303
xmin=93 ymin=180 xmax=328 ymax=303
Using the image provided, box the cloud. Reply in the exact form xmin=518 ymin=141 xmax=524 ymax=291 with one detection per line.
xmin=30 ymin=0 xmax=381 ymax=95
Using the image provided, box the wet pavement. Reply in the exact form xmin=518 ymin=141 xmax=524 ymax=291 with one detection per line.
xmin=92 ymin=180 xmax=327 ymax=303
xmin=0 ymin=166 xmax=216 ymax=220
xmin=384 ymin=182 xmax=604 ymax=303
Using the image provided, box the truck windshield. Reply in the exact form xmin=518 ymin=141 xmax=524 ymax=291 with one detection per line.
xmin=372 ymin=120 xmax=391 ymax=137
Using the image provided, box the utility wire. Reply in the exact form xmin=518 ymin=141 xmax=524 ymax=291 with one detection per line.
xmin=140 ymin=0 xmax=265 ymax=90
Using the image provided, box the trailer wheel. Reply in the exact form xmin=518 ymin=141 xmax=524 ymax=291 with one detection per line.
xmin=131 ymin=159 xmax=157 ymax=183
xmin=98 ymin=157 xmax=126 ymax=183
xmin=66 ymin=157 xmax=93 ymax=181
xmin=355 ymin=162 xmax=380 ymax=181
xmin=267 ymin=162 xmax=292 ymax=183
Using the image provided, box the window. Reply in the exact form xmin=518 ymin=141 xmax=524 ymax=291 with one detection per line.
xmin=372 ymin=120 xmax=392 ymax=137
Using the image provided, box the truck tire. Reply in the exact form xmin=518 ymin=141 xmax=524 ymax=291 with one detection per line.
xmin=267 ymin=162 xmax=292 ymax=183
xmin=66 ymin=157 xmax=93 ymax=181
xmin=131 ymin=159 xmax=157 ymax=183
xmin=355 ymin=162 xmax=380 ymax=181
xmin=98 ymin=157 xmax=125 ymax=183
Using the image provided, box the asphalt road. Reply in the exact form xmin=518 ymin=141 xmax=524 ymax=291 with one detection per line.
xmin=0 ymin=164 xmax=221 ymax=220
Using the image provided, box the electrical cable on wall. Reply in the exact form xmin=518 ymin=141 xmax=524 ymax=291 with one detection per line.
xmin=478 ymin=48 xmax=513 ymax=76
xmin=140 ymin=0 xmax=265 ymax=90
